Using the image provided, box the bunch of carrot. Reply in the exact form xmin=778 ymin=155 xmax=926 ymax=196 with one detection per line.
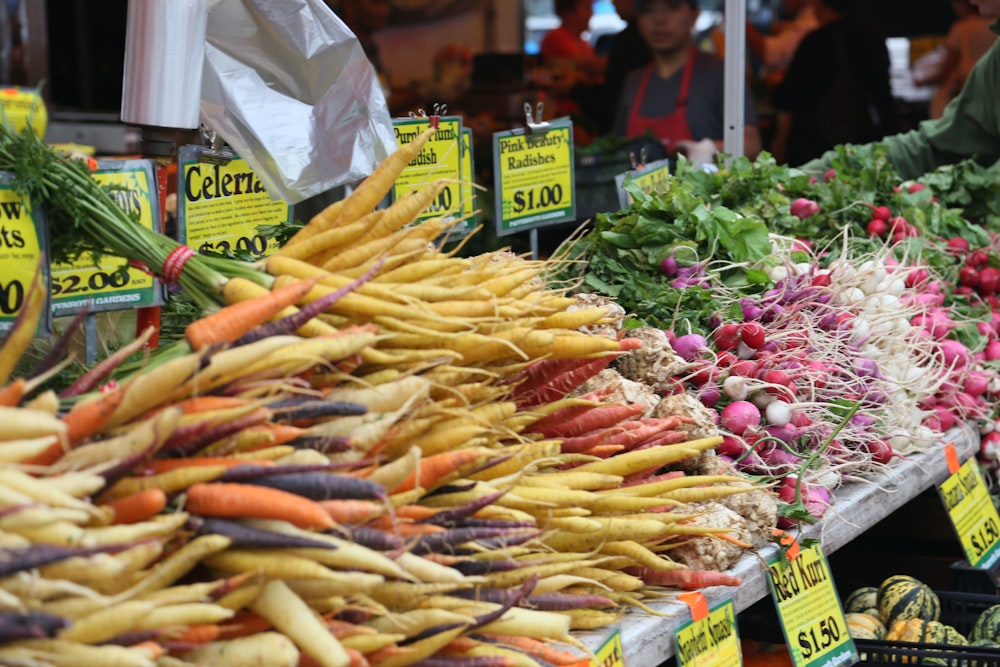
xmin=0 ymin=129 xmax=778 ymax=666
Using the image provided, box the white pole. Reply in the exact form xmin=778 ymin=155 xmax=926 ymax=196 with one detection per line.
xmin=722 ymin=0 xmax=746 ymax=159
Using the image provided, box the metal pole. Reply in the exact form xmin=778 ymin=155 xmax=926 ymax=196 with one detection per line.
xmin=722 ymin=0 xmax=746 ymax=160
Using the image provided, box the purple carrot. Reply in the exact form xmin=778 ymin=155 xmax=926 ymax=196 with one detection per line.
xmin=525 ymin=592 xmax=616 ymax=611
xmin=0 ymin=543 xmax=132 ymax=578
xmin=218 ymin=461 xmax=371 ymax=483
xmin=411 ymin=527 xmax=537 ymax=555
xmin=468 ymin=574 xmax=538 ymax=629
xmin=234 ymin=257 xmax=383 ymax=346
xmin=28 ymin=306 xmax=89 ymax=380
xmin=0 ymin=611 xmax=69 ymax=641
xmin=190 ymin=517 xmax=337 ymax=550
xmin=448 ymin=518 xmax=537 ymax=530
xmin=96 ymin=437 xmax=165 ymax=494
xmin=452 ymin=558 xmax=531 ymax=576
xmin=286 ymin=434 xmax=352 ymax=454
xmin=246 ymin=471 xmax=388 ymax=502
xmin=342 ymin=526 xmax=404 ymax=552
xmin=420 ymin=487 xmax=511 ymax=526
xmin=161 ymin=409 xmax=270 ymax=457
xmin=59 ymin=328 xmax=159 ymax=398
xmin=269 ymin=400 xmax=367 ymax=424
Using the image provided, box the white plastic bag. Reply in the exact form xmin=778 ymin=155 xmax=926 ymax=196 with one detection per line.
xmin=200 ymin=0 xmax=398 ymax=204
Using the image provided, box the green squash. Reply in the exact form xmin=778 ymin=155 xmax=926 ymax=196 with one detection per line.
xmin=970 ymin=603 xmax=1000 ymax=643
xmin=846 ymin=612 xmax=886 ymax=640
xmin=877 ymin=575 xmax=940 ymax=627
xmin=844 ymin=586 xmax=880 ymax=618
xmin=886 ymin=618 xmax=947 ymax=644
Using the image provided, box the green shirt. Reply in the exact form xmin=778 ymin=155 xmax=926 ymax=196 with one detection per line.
xmin=802 ymin=21 xmax=1000 ymax=179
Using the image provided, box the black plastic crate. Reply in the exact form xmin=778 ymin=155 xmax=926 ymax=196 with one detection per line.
xmin=855 ymin=590 xmax=1000 ymax=665
xmin=951 ymin=560 xmax=1000 ymax=597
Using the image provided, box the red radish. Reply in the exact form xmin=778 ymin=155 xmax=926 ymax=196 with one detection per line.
xmin=810 ymin=272 xmax=832 ymax=287
xmin=889 ymin=216 xmax=909 ymax=235
xmin=864 ymin=439 xmax=895 ymax=465
xmin=872 ymin=205 xmax=892 ymax=221
xmin=979 ymin=267 xmax=1000 ymax=295
xmin=730 ymin=359 xmax=758 ymax=377
xmin=985 ymin=340 xmax=1000 ymax=361
xmin=714 ymin=323 xmax=742 ymax=351
xmin=964 ymin=370 xmax=991 ymax=397
xmin=904 ymin=267 xmax=928 ymax=288
xmin=740 ymin=321 xmax=766 ymax=349
xmin=908 ymin=182 xmax=926 ymax=193
xmin=946 ymin=237 xmax=970 ymax=254
xmin=790 ymin=198 xmax=820 ymax=219
xmin=823 ymin=168 xmax=837 ymax=182
xmin=981 ymin=431 xmax=1000 ymax=461
xmin=659 ymin=254 xmax=678 ymax=277
xmin=865 ymin=219 xmax=887 ymax=237
xmin=720 ymin=400 xmax=761 ymax=435
xmin=938 ymin=339 xmax=971 ymax=367
xmin=959 ymin=266 xmax=980 ymax=287
xmin=968 ymin=250 xmax=991 ymax=268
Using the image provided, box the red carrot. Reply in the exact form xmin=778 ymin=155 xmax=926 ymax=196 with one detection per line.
xmin=59 ymin=327 xmax=155 ymax=398
xmin=628 ymin=567 xmax=742 ymax=589
xmin=532 ymin=403 xmax=646 ymax=439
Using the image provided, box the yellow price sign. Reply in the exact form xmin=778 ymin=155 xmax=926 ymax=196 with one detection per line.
xmin=0 ymin=87 xmax=47 ymax=138
xmin=766 ymin=543 xmax=858 ymax=667
xmin=178 ymin=146 xmax=291 ymax=260
xmin=493 ymin=118 xmax=575 ymax=235
xmin=591 ymin=628 xmax=624 ymax=667
xmin=50 ymin=161 xmax=164 ymax=315
xmin=615 ymin=159 xmax=672 ymax=208
xmin=675 ymin=598 xmax=742 ymax=667
xmin=0 ymin=182 xmax=48 ymax=333
xmin=940 ymin=456 xmax=1000 ymax=569
xmin=391 ymin=116 xmax=463 ymax=223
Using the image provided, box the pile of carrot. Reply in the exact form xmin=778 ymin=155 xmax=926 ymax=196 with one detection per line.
xmin=0 ymin=130 xmax=777 ymax=667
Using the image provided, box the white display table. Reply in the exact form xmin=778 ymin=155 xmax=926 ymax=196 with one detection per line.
xmin=576 ymin=430 xmax=979 ymax=666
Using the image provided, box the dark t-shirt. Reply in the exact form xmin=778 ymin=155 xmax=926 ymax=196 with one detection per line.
xmin=611 ymin=50 xmax=758 ymax=143
xmin=772 ymin=15 xmax=898 ymax=165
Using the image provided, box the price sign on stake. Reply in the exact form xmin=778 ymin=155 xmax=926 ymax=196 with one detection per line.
xmin=493 ymin=117 xmax=575 ymax=236
xmin=177 ymin=146 xmax=292 ymax=260
xmin=674 ymin=594 xmax=742 ymax=667
xmin=0 ymin=176 xmax=50 ymax=336
xmin=391 ymin=116 xmax=464 ymax=224
xmin=766 ymin=538 xmax=858 ymax=667
xmin=938 ymin=444 xmax=1000 ymax=570
xmin=591 ymin=628 xmax=624 ymax=667
xmin=50 ymin=160 xmax=165 ymax=316
xmin=615 ymin=158 xmax=672 ymax=209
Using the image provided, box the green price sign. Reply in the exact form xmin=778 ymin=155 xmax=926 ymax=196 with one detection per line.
xmin=675 ymin=597 xmax=742 ymax=667
xmin=940 ymin=456 xmax=1000 ymax=570
xmin=767 ymin=542 xmax=858 ymax=667
xmin=493 ymin=117 xmax=575 ymax=236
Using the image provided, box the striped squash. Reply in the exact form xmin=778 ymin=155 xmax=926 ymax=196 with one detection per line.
xmin=844 ymin=586 xmax=879 ymax=618
xmin=886 ymin=618 xmax=947 ymax=644
xmin=877 ymin=575 xmax=940 ymax=627
xmin=846 ymin=612 xmax=886 ymax=640
xmin=971 ymin=603 xmax=1000 ymax=643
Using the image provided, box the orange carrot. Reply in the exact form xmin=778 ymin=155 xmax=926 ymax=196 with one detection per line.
xmin=103 ymin=488 xmax=168 ymax=525
xmin=164 ymin=395 xmax=249 ymax=417
xmin=366 ymin=516 xmax=445 ymax=536
xmin=217 ymin=611 xmax=272 ymax=639
xmin=629 ymin=567 xmax=742 ymax=589
xmin=479 ymin=634 xmax=587 ymax=666
xmin=439 ymin=637 xmax=482 ymax=654
xmin=0 ymin=378 xmax=25 ymax=407
xmin=145 ymin=457 xmax=275 ymax=475
xmin=184 ymin=276 xmax=319 ymax=351
xmin=395 ymin=505 xmax=439 ymax=521
xmin=317 ymin=499 xmax=386 ymax=524
xmin=175 ymin=623 xmax=222 ymax=644
xmin=61 ymin=386 xmax=127 ymax=447
xmin=185 ymin=482 xmax=335 ymax=530
xmin=391 ymin=449 xmax=489 ymax=494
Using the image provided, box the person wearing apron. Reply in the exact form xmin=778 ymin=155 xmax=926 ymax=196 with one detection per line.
xmin=612 ymin=0 xmax=762 ymax=164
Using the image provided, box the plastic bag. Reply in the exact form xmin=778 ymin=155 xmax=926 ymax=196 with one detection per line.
xmin=200 ymin=0 xmax=398 ymax=204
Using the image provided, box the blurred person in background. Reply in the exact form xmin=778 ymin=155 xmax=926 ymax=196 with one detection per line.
xmin=611 ymin=0 xmax=761 ymax=162
xmin=592 ymin=0 xmax=654 ymax=134
xmin=770 ymin=0 xmax=897 ymax=165
xmin=802 ymin=0 xmax=1000 ymax=179
xmin=914 ymin=0 xmax=996 ymax=118
xmin=541 ymin=0 xmax=603 ymax=79
xmin=746 ymin=0 xmax=820 ymax=87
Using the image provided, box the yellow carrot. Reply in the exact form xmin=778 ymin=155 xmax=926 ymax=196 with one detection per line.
xmin=251 ymin=579 xmax=351 ymax=667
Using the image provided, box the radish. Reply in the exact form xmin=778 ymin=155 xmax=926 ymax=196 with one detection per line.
xmin=978 ymin=267 xmax=1000 ymax=296
xmin=946 ymin=237 xmax=970 ymax=254
xmin=740 ymin=321 xmax=766 ymax=349
xmin=866 ymin=219 xmax=887 ymax=237
xmin=720 ymin=400 xmax=761 ymax=435
xmin=864 ymin=439 xmax=895 ymax=465
xmin=872 ymin=205 xmax=892 ymax=221
xmin=968 ymin=250 xmax=990 ymax=268
xmin=714 ymin=322 xmax=742 ymax=352
xmin=659 ymin=254 xmax=678 ymax=277
xmin=790 ymin=198 xmax=820 ymax=219
xmin=671 ymin=333 xmax=709 ymax=362
xmin=823 ymin=168 xmax=837 ymax=182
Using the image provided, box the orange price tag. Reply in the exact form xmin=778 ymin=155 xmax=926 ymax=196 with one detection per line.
xmin=679 ymin=591 xmax=709 ymax=622
xmin=771 ymin=529 xmax=801 ymax=561
xmin=945 ymin=442 xmax=960 ymax=475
